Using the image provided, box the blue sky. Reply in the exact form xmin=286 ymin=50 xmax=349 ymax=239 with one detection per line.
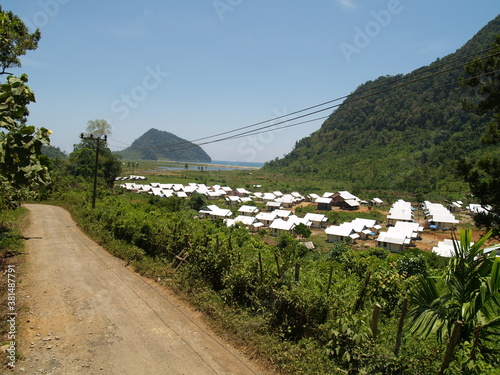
xmin=3 ymin=0 xmax=499 ymax=162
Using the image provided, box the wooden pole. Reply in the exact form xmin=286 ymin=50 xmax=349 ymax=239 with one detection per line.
xmin=469 ymin=324 xmax=483 ymax=361
xmin=326 ymin=265 xmax=334 ymax=296
xmin=274 ymin=252 xmax=281 ymax=278
xmin=258 ymin=251 xmax=263 ymax=282
xmin=394 ymin=297 xmax=408 ymax=356
xmin=294 ymin=262 xmax=300 ymax=283
xmin=371 ymin=303 xmax=381 ymax=341
xmin=439 ymin=320 xmax=463 ymax=374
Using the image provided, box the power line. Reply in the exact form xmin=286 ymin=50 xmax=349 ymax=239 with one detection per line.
xmin=150 ymin=67 xmax=500 ymax=155
xmin=110 ymin=46 xmax=499 ymax=154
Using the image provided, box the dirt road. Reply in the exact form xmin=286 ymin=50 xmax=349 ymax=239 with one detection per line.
xmin=13 ymin=204 xmax=263 ymax=375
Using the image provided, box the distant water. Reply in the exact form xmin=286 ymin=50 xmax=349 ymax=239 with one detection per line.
xmin=155 ymin=160 xmax=264 ymax=172
xmin=210 ymin=160 xmax=265 ymax=168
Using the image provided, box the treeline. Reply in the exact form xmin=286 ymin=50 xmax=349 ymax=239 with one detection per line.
xmin=264 ymin=16 xmax=500 ymax=195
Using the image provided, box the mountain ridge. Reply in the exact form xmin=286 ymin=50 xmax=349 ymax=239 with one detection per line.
xmin=263 ymin=15 xmax=500 ymax=194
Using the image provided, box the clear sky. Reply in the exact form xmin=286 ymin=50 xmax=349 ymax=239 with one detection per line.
xmin=3 ymin=0 xmax=499 ymax=162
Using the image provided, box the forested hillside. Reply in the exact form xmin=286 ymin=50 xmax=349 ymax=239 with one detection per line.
xmin=117 ymin=128 xmax=212 ymax=162
xmin=264 ymin=15 xmax=500 ymax=195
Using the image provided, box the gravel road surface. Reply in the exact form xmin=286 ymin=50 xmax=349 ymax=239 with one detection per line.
xmin=12 ymin=204 xmax=263 ymax=375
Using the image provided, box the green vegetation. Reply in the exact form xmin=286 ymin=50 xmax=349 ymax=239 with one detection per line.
xmin=264 ymin=16 xmax=500 ymax=199
xmin=0 ymin=208 xmax=28 ymax=367
xmin=1 ymin=5 xmax=499 ymax=374
xmin=44 ymin=180 xmax=497 ymax=374
xmin=458 ymin=35 xmax=500 ymax=236
xmin=116 ymin=128 xmax=212 ymax=162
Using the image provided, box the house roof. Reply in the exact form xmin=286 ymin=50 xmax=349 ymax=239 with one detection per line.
xmin=377 ymin=232 xmax=409 ymax=245
xmin=199 ymin=205 xmax=232 ymax=218
xmin=238 ymin=205 xmax=259 ymax=214
xmin=227 ymin=215 xmax=259 ymax=226
xmin=303 ymin=213 xmax=328 ymax=223
xmin=288 ymin=215 xmax=312 ymax=227
xmin=256 ymin=212 xmax=277 ymax=221
xmin=315 ymin=197 xmax=333 ymax=204
xmin=269 ymin=219 xmax=296 ymax=231
xmin=325 ymin=222 xmax=356 ymax=237
xmin=344 ymin=199 xmax=360 ymax=207
xmin=335 ymin=191 xmax=360 ymax=201
xmin=351 ymin=218 xmax=376 ymax=232
xmin=274 ymin=209 xmax=293 ymax=218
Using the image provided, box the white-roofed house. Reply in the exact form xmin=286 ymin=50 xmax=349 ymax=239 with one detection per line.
xmin=306 ymin=193 xmax=320 ymax=202
xmin=432 ymin=239 xmax=461 ymax=258
xmin=370 ymin=197 xmax=384 ymax=206
xmin=393 ymin=221 xmax=423 ymax=239
xmin=291 ymin=192 xmax=305 ymax=203
xmin=199 ymin=205 xmax=233 ymax=220
xmin=423 ymin=202 xmax=459 ymax=229
xmin=269 ymin=219 xmax=296 ymax=237
xmin=275 ymin=194 xmax=295 ymax=208
xmin=256 ymin=212 xmax=277 ymax=227
xmin=252 ymin=192 xmax=264 ymax=201
xmin=350 ymin=218 xmax=378 ymax=239
xmin=377 ymin=231 xmax=410 ymax=253
xmin=274 ymin=209 xmax=293 ymax=220
xmin=287 ymin=215 xmax=312 ymax=228
xmin=467 ymin=204 xmax=491 ymax=214
xmin=238 ymin=205 xmax=259 ymax=216
xmin=332 ymin=191 xmax=361 ymax=208
xmin=236 ymin=188 xmax=251 ymax=197
xmin=325 ymin=222 xmax=359 ymax=244
xmin=225 ymin=195 xmax=242 ymax=205
xmin=387 ymin=200 xmax=414 ymax=225
xmin=206 ymin=190 xmax=223 ymax=200
xmin=226 ymin=215 xmax=263 ymax=233
xmin=266 ymin=201 xmax=282 ymax=211
xmin=303 ymin=213 xmax=328 ymax=229
xmin=315 ymin=197 xmax=333 ymax=211
xmin=262 ymin=193 xmax=277 ymax=202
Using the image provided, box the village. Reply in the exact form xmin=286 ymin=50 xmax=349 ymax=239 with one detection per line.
xmin=117 ymin=175 xmax=496 ymax=258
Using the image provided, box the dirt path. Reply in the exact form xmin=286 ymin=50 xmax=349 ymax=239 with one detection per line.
xmin=12 ymin=204 xmax=263 ymax=375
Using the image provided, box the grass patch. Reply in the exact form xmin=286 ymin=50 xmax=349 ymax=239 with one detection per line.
xmin=0 ymin=207 xmax=29 ymax=369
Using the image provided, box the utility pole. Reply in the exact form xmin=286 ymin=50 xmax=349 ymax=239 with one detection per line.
xmin=80 ymin=133 xmax=107 ymax=209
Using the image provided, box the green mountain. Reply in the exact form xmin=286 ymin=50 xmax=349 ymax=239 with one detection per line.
xmin=264 ymin=15 xmax=500 ymax=194
xmin=42 ymin=144 xmax=67 ymax=160
xmin=117 ymin=128 xmax=211 ymax=162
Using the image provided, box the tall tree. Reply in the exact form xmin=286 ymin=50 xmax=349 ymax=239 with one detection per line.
xmin=85 ymin=119 xmax=112 ymax=138
xmin=459 ymin=35 xmax=500 ymax=237
xmin=0 ymin=8 xmax=49 ymax=209
xmin=67 ymin=136 xmax=121 ymax=188
xmin=0 ymin=6 xmax=41 ymax=75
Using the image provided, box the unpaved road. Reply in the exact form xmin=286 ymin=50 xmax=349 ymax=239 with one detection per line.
xmin=12 ymin=204 xmax=264 ymax=375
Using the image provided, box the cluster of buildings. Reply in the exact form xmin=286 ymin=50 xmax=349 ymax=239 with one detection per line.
xmin=118 ymin=180 xmax=496 ymax=255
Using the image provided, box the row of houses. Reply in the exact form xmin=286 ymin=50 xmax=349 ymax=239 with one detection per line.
xmin=118 ymin=179 xmax=495 ymax=255
xmin=118 ymin=181 xmax=384 ymax=213
xmin=199 ymin=204 xmax=329 ymax=237
xmin=421 ymin=201 xmax=459 ymax=230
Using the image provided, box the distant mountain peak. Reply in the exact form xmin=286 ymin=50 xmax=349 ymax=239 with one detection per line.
xmin=117 ymin=128 xmax=211 ymax=162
